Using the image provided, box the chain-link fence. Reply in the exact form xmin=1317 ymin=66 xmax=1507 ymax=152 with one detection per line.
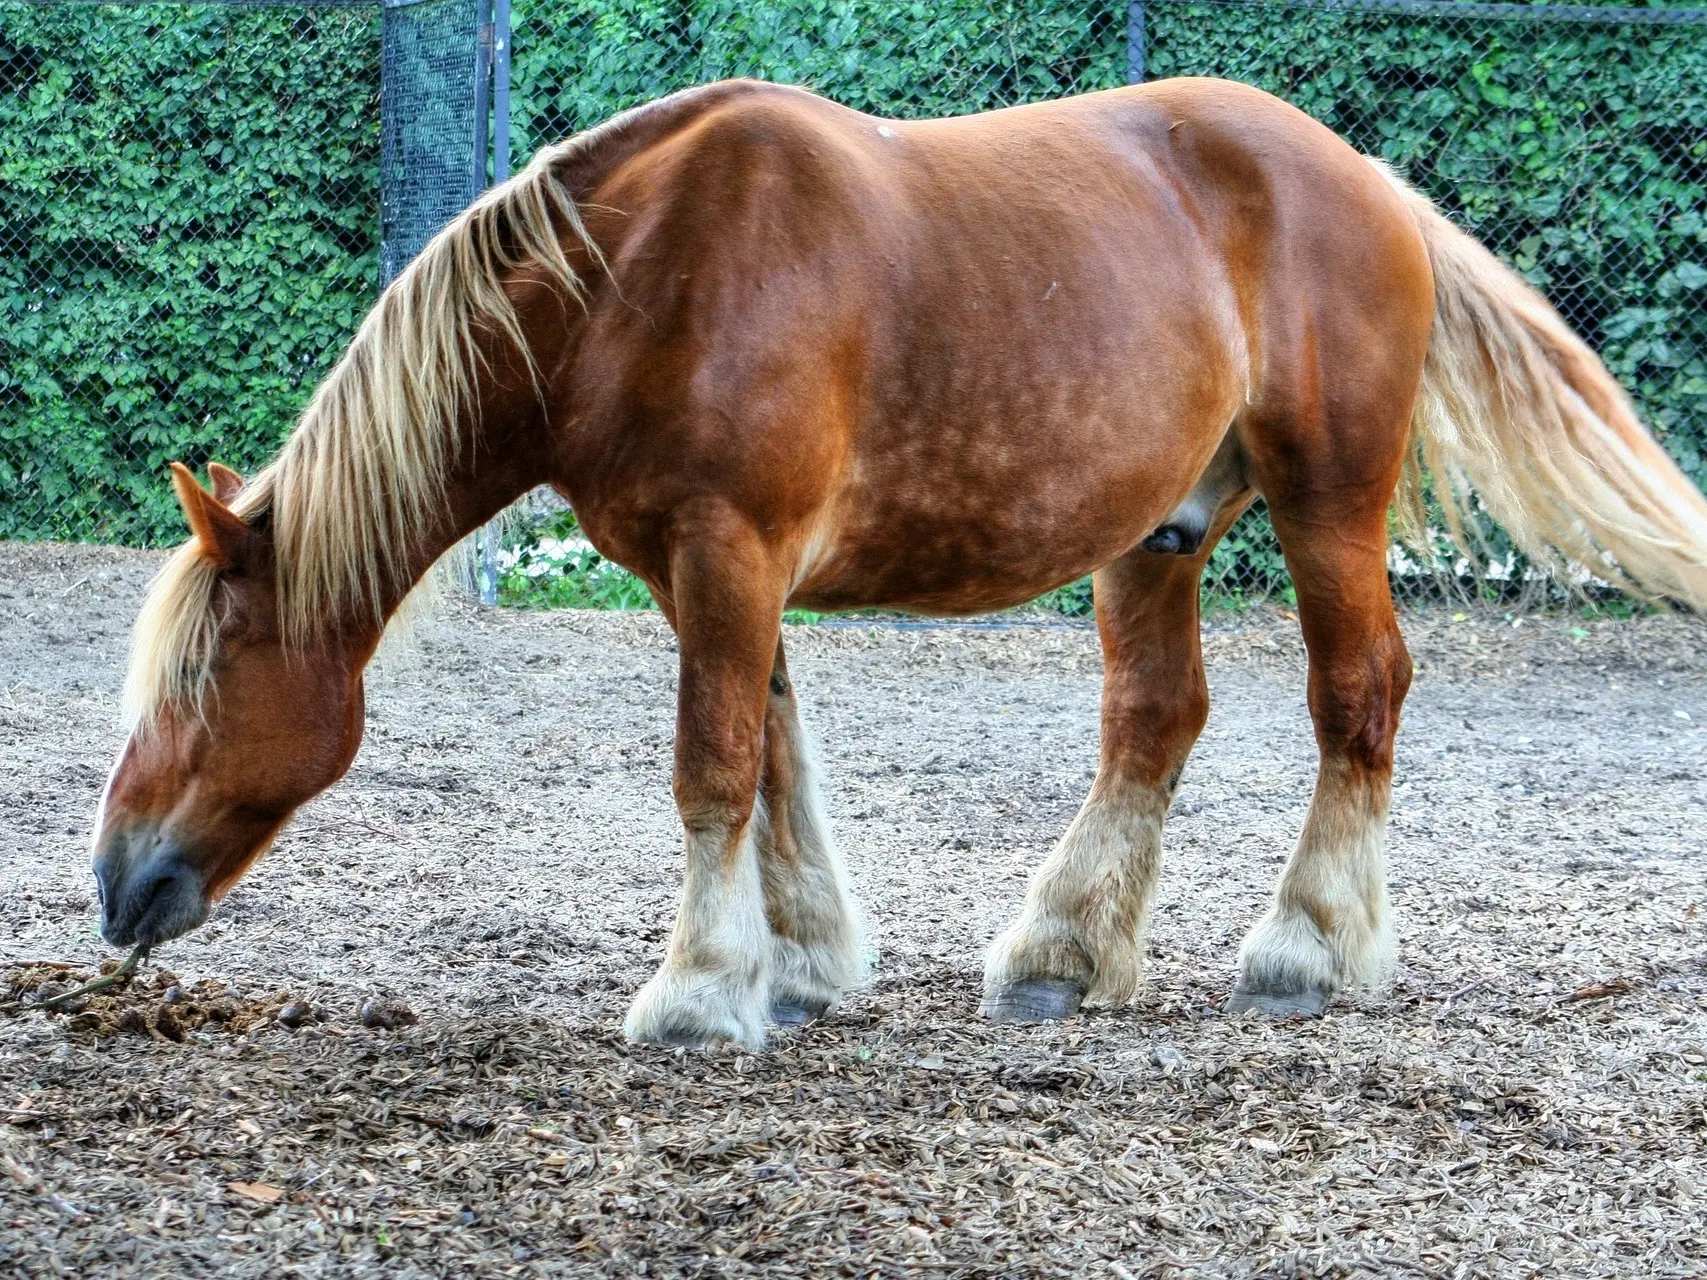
xmin=6 ymin=0 xmax=1706 ymax=611
xmin=0 ymin=0 xmax=501 ymax=545
xmin=510 ymin=2 xmax=1127 ymax=154
xmin=382 ymin=0 xmax=488 ymax=281
xmin=1 ymin=0 xmax=381 ymax=543
xmin=1149 ymin=0 xmax=1707 ymax=606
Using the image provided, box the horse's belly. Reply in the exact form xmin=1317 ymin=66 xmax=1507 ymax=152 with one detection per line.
xmin=788 ymin=425 xmax=1204 ymax=615
xmin=784 ymin=181 xmax=1248 ymax=614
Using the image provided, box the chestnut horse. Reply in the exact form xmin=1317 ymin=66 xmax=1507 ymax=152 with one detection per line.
xmin=93 ymin=78 xmax=1707 ymax=1047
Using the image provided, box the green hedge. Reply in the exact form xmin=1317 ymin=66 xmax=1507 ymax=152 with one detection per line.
xmin=0 ymin=3 xmax=379 ymax=543
xmin=513 ymin=0 xmax=1707 ymax=602
xmin=511 ymin=0 xmax=1123 ymax=147
xmin=5 ymin=0 xmax=1704 ymax=591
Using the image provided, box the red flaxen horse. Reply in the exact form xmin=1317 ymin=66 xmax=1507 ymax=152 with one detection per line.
xmin=94 ymin=79 xmax=1707 ymax=1046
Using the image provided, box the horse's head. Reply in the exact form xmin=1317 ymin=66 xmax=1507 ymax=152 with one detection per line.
xmin=92 ymin=463 xmax=369 ymax=948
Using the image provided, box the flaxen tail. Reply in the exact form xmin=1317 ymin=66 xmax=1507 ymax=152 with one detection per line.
xmin=1378 ymin=163 xmax=1707 ymax=607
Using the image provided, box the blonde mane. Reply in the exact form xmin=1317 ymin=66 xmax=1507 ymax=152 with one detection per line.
xmin=123 ymin=141 xmax=599 ymax=730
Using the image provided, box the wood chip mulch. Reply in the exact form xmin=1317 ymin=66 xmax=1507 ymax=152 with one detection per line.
xmin=2 ymin=958 xmax=1703 ymax=1279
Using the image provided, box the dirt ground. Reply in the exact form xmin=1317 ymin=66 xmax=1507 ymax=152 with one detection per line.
xmin=1 ymin=540 xmax=1703 ymax=1279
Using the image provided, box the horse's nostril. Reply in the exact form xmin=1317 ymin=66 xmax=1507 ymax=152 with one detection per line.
xmin=132 ymin=868 xmax=165 ymax=909
xmin=95 ymin=844 xmax=208 ymax=947
xmin=93 ymin=853 xmax=123 ymax=915
xmin=128 ymin=863 xmax=182 ymax=922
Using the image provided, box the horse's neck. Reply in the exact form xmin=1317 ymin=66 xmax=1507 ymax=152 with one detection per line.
xmin=372 ymin=368 xmax=555 ymax=625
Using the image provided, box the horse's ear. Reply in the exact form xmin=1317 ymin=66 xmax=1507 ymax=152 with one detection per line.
xmin=170 ymin=461 xmax=253 ymax=571
xmin=206 ymin=462 xmax=245 ymax=505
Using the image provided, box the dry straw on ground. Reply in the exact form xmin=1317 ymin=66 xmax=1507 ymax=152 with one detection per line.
xmin=2 ymin=543 xmax=1703 ymax=1277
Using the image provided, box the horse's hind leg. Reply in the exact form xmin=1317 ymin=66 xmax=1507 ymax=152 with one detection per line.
xmin=754 ymin=639 xmax=866 ymax=1027
xmin=1230 ymin=455 xmax=1413 ymax=1015
xmin=622 ymin=513 xmax=788 ymax=1049
xmin=981 ymin=529 xmax=1227 ymax=1022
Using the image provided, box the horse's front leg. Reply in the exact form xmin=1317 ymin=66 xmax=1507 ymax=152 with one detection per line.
xmin=622 ymin=515 xmax=788 ymax=1049
xmin=755 ymin=639 xmax=867 ymax=1027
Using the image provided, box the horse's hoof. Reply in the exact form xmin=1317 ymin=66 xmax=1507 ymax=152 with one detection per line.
xmin=979 ymin=978 xmax=1083 ymax=1024
xmin=769 ymin=999 xmax=829 ymax=1029
xmin=1225 ymin=984 xmax=1329 ymax=1018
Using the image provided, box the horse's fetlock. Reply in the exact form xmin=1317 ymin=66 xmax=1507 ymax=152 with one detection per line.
xmin=1237 ymin=902 xmax=1394 ymax=1001
xmin=769 ymin=931 xmax=862 ymax=1015
xmin=985 ymin=921 xmax=1097 ymax=993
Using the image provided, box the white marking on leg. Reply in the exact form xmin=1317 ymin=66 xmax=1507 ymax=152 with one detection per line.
xmin=1237 ymin=760 xmax=1396 ymax=999
xmin=759 ymin=698 xmax=867 ymax=1016
xmin=623 ymin=814 xmax=772 ymax=1048
xmin=984 ymin=778 xmax=1167 ymax=1008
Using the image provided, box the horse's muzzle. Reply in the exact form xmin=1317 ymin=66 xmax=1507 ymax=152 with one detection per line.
xmin=93 ymin=831 xmax=210 ymax=948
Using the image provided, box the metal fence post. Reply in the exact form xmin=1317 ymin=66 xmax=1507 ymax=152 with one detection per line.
xmin=381 ymin=0 xmax=490 ymax=288
xmin=470 ymin=0 xmax=502 ymax=604
xmin=474 ymin=0 xmax=512 ymax=603
xmin=1126 ymin=0 xmax=1147 ymax=84
xmin=472 ymin=0 xmax=492 ymax=200
xmin=493 ymin=0 xmax=511 ymax=183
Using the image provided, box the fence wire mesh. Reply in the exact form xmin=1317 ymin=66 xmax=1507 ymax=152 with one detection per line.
xmin=4 ymin=0 xmax=1705 ymax=612
xmin=510 ymin=2 xmax=1126 ymax=153
xmin=1147 ymin=0 xmax=1707 ymax=607
xmin=504 ymin=0 xmax=1707 ymax=612
xmin=1 ymin=0 xmax=382 ymax=543
xmin=382 ymin=0 xmax=484 ymax=282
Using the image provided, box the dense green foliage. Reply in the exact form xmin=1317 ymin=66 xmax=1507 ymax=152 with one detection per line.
xmin=1156 ymin=3 xmax=1707 ymax=482
xmin=5 ymin=0 xmax=1703 ymax=617
xmin=499 ymin=507 xmax=659 ymax=608
xmin=511 ymin=0 xmax=1707 ymax=607
xmin=0 ymin=3 xmax=378 ymax=543
xmin=511 ymin=0 xmax=1123 ymax=148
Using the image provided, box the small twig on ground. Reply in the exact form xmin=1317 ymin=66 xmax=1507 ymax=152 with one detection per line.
xmin=0 ymin=945 xmax=151 ymax=1014
xmin=1210 ymin=1177 xmax=1277 ymax=1204
xmin=1353 ymin=1254 xmax=1440 ymax=1279
xmin=1432 ymin=978 xmax=1486 ymax=1013
xmin=297 ymin=817 xmax=399 ymax=841
xmin=1561 ymin=978 xmax=1631 ymax=1005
